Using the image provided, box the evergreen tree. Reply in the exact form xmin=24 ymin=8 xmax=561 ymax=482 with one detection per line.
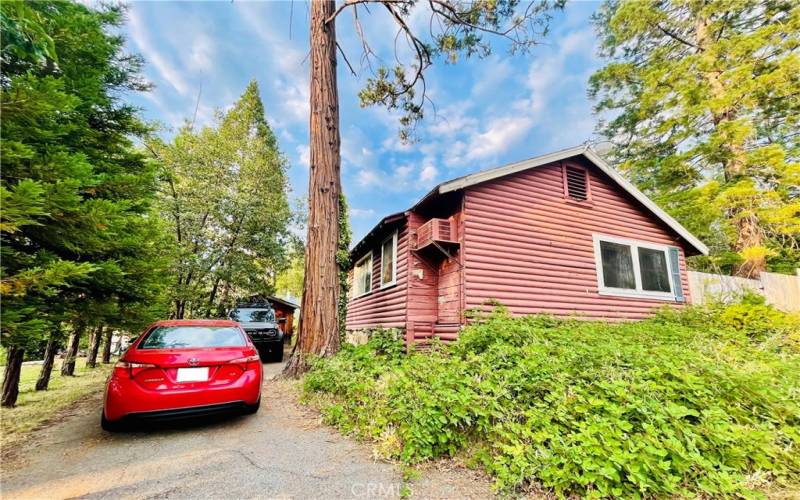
xmin=1 ymin=1 xmax=166 ymax=404
xmin=590 ymin=0 xmax=800 ymax=276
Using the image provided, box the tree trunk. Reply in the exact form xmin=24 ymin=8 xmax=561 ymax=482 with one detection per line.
xmin=36 ymin=336 xmax=59 ymax=391
xmin=86 ymin=325 xmax=103 ymax=368
xmin=61 ymin=322 xmax=84 ymax=376
xmin=101 ymin=327 xmax=113 ymax=364
xmin=207 ymin=277 xmax=221 ymax=317
xmin=2 ymin=346 xmax=25 ymax=407
xmin=694 ymin=12 xmax=764 ymax=278
xmin=284 ymin=0 xmax=341 ymax=377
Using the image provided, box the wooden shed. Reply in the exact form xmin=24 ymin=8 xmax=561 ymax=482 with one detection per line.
xmin=345 ymin=145 xmax=708 ymax=345
xmin=265 ymin=295 xmax=299 ymax=338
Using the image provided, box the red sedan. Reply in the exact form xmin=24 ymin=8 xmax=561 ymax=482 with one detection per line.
xmin=102 ymin=319 xmax=262 ymax=431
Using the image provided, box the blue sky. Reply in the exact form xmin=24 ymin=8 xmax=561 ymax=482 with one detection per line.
xmin=119 ymin=0 xmax=604 ymax=242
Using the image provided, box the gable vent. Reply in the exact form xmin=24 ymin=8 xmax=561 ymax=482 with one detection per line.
xmin=565 ymin=166 xmax=588 ymax=201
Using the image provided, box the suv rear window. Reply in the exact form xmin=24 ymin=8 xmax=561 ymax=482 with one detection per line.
xmin=139 ymin=326 xmax=246 ymax=349
xmin=229 ymin=308 xmax=275 ymax=322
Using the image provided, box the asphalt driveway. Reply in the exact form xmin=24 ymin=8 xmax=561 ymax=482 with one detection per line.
xmin=1 ymin=359 xmax=491 ymax=499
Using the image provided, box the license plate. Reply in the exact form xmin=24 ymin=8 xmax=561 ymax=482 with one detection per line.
xmin=176 ymin=367 xmax=208 ymax=382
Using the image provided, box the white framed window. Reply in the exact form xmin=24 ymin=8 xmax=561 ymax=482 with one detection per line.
xmin=353 ymin=252 xmax=373 ymax=297
xmin=380 ymin=231 xmax=398 ymax=288
xmin=592 ymin=234 xmax=678 ymax=301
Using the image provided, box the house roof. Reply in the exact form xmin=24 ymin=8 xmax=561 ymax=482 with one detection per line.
xmin=351 ymin=145 xmax=709 ymax=257
xmin=241 ymin=294 xmax=300 ymax=310
xmin=265 ymin=295 xmax=300 ymax=310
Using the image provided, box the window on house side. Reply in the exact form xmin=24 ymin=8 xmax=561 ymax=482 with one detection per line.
xmin=380 ymin=231 xmax=398 ymax=287
xmin=638 ymin=247 xmax=671 ymax=292
xmin=593 ymin=235 xmax=676 ymax=300
xmin=353 ymin=253 xmax=372 ymax=297
xmin=600 ymin=241 xmax=636 ymax=289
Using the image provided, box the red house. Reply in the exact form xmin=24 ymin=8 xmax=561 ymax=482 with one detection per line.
xmin=346 ymin=145 xmax=708 ymax=344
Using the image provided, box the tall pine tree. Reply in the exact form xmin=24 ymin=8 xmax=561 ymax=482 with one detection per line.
xmin=590 ymin=0 xmax=800 ymax=277
xmin=1 ymin=1 xmax=166 ymax=404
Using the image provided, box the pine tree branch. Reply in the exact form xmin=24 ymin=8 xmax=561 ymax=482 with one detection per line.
xmin=653 ymin=23 xmax=699 ymax=50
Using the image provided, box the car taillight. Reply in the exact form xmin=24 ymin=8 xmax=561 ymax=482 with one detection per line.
xmin=113 ymin=361 xmax=158 ymax=379
xmin=228 ymin=355 xmax=260 ymax=369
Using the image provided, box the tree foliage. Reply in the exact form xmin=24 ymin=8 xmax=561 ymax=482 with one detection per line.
xmin=0 ymin=1 xmax=168 ymax=404
xmin=589 ymin=0 xmax=800 ymax=276
xmin=147 ymin=81 xmax=293 ymax=319
xmin=337 ymin=194 xmax=352 ymax=338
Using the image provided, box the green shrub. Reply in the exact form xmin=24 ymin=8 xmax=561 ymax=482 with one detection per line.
xmin=655 ymin=292 xmax=800 ymax=348
xmin=304 ymin=307 xmax=800 ymax=498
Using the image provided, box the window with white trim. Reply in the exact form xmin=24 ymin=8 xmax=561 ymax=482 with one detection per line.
xmin=380 ymin=231 xmax=398 ymax=287
xmin=593 ymin=235 xmax=678 ymax=300
xmin=353 ymin=253 xmax=372 ymax=297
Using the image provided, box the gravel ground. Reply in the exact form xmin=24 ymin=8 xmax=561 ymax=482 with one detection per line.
xmin=1 ymin=356 xmax=492 ymax=499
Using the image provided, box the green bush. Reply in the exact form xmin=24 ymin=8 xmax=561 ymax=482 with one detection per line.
xmin=655 ymin=292 xmax=800 ymax=348
xmin=305 ymin=307 xmax=800 ymax=498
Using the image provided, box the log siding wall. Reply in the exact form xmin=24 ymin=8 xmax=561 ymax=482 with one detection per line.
xmin=463 ymin=160 xmax=691 ymax=320
xmin=345 ymin=221 xmax=409 ymax=330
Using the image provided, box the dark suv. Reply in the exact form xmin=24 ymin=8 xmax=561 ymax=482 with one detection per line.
xmin=228 ymin=303 xmax=284 ymax=362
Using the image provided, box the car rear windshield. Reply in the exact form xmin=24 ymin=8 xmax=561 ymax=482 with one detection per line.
xmin=229 ymin=308 xmax=275 ymax=322
xmin=139 ymin=326 xmax=246 ymax=349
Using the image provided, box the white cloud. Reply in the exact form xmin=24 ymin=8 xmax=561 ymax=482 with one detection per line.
xmin=428 ymin=106 xmax=478 ymax=137
xmin=236 ymin=2 xmax=310 ymax=125
xmin=464 ymin=115 xmax=534 ymax=161
xmin=471 ymin=57 xmax=514 ymax=97
xmin=394 ymin=164 xmax=413 ymax=180
xmin=351 ymin=208 xmax=376 ymax=217
xmin=419 ymin=164 xmax=438 ymax=182
xmin=296 ymin=144 xmax=310 ymax=169
xmin=189 ymin=34 xmax=215 ymax=72
xmin=127 ymin=9 xmax=191 ymax=96
xmin=341 ymin=127 xmax=376 ymax=171
xmin=438 ymin=26 xmax=598 ymax=167
xmin=356 ymin=168 xmax=381 ymax=187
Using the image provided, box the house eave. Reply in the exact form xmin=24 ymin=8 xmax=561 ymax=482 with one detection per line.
xmin=349 ymin=211 xmax=406 ymax=260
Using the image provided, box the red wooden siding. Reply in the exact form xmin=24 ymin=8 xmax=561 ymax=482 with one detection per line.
xmin=463 ymin=159 xmax=692 ymax=320
xmin=435 ymin=212 xmax=463 ymax=324
xmin=345 ymin=221 xmax=409 ymax=330
xmin=406 ymin=213 xmax=438 ymax=326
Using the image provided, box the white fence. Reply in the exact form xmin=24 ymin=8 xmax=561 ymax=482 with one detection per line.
xmin=688 ymin=270 xmax=800 ymax=312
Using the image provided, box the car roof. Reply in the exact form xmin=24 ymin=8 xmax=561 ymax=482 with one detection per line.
xmin=151 ymin=319 xmax=240 ymax=327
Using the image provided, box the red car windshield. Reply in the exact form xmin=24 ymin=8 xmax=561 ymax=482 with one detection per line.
xmin=139 ymin=326 xmax=246 ymax=349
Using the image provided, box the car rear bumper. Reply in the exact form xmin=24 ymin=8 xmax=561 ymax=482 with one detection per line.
xmin=118 ymin=401 xmax=249 ymax=423
xmin=104 ymin=370 xmax=261 ymax=422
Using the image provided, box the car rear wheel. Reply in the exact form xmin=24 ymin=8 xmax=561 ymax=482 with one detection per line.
xmin=101 ymin=410 xmax=125 ymax=432
xmin=242 ymin=397 xmax=261 ymax=415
